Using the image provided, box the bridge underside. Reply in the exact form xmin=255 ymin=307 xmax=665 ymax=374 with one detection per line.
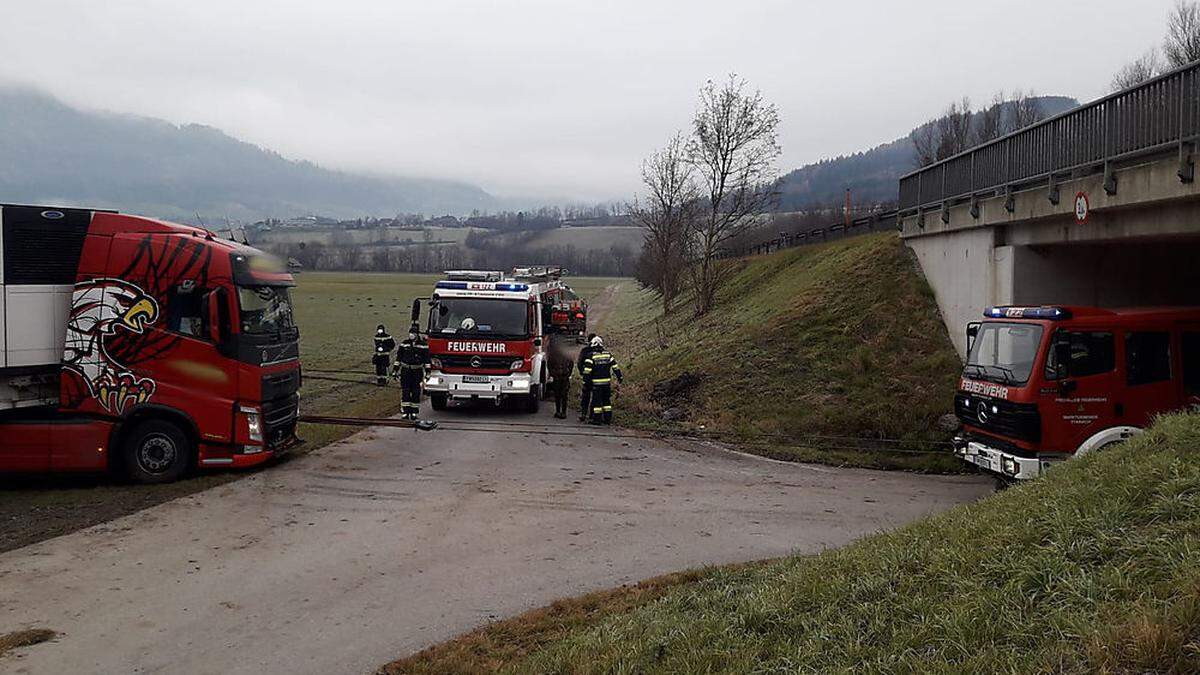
xmin=903 ymin=158 xmax=1200 ymax=355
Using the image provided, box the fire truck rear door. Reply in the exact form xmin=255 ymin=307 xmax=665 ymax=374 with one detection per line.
xmin=1122 ymin=329 xmax=1177 ymax=426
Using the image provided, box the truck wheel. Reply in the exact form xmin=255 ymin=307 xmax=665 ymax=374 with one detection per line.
xmin=525 ymin=390 xmax=540 ymax=414
xmin=122 ymin=419 xmax=192 ymax=484
xmin=430 ymin=394 xmax=448 ymax=411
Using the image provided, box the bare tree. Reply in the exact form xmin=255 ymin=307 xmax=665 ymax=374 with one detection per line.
xmin=911 ymin=120 xmax=939 ymax=167
xmin=1112 ymin=50 xmax=1162 ymax=91
xmin=911 ymin=97 xmax=974 ymax=167
xmin=1165 ymin=0 xmax=1200 ymax=67
xmin=937 ymin=97 xmax=973 ymax=157
xmin=973 ymin=92 xmax=1006 ymax=144
xmin=1010 ymin=89 xmax=1045 ymax=130
xmin=685 ymin=75 xmax=781 ymax=315
xmin=628 ymin=132 xmax=697 ymax=312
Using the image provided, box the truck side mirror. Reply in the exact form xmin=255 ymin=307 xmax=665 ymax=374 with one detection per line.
xmin=410 ymin=298 xmax=422 ymax=325
xmin=966 ymin=322 xmax=980 ymax=352
xmin=206 ymin=288 xmax=228 ymax=343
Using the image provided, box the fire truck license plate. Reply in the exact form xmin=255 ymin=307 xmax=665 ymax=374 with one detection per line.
xmin=463 ymin=375 xmax=490 ymax=384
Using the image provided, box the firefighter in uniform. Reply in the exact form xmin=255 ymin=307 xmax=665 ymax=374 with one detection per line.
xmin=391 ymin=326 xmax=430 ymax=420
xmin=581 ymin=336 xmax=622 ymax=424
xmin=372 ymin=325 xmax=396 ymax=386
xmin=576 ymin=332 xmax=599 ymax=421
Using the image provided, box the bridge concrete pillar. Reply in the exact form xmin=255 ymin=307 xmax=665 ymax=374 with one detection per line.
xmin=905 ymin=228 xmax=1014 ymax=356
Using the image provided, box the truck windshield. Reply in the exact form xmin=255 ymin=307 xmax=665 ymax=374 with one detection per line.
xmin=432 ymin=298 xmax=529 ymax=338
xmin=238 ymin=285 xmax=295 ymax=334
xmin=965 ymin=322 xmax=1044 ymax=385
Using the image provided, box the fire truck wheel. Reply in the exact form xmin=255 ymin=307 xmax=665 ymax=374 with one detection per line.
xmin=122 ymin=420 xmax=192 ymax=484
xmin=525 ymin=390 xmax=540 ymax=414
xmin=430 ymin=394 xmax=448 ymax=411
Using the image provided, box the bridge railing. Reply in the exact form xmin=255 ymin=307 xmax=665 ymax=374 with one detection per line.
xmin=899 ymin=60 xmax=1200 ymax=213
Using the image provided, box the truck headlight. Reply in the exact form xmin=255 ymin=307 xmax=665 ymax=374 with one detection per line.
xmin=510 ymin=359 xmax=525 ymax=371
xmin=426 ymin=376 xmax=442 ymax=386
xmin=240 ymin=405 xmax=263 ymax=443
xmin=509 ymin=378 xmax=530 ymax=390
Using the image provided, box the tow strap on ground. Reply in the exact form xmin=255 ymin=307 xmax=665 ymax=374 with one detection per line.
xmin=299 ymin=414 xmax=438 ymax=431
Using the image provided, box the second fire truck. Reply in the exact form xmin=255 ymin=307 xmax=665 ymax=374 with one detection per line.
xmin=418 ymin=267 xmax=585 ymax=412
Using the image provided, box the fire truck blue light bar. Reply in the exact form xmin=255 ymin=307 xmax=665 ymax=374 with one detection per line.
xmin=984 ymin=306 xmax=1071 ymax=320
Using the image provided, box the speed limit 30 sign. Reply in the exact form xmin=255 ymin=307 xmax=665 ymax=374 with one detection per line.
xmin=1074 ymin=191 xmax=1090 ymax=224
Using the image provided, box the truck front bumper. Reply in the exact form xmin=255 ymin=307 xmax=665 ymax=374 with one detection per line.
xmin=953 ymin=436 xmax=1051 ymax=480
xmin=425 ymin=372 xmax=534 ymax=400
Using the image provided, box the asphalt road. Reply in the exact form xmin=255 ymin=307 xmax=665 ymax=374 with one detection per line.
xmin=0 ymin=403 xmax=991 ymax=674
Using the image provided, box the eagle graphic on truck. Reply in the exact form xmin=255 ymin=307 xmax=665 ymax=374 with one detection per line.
xmin=62 ymin=278 xmax=161 ymax=414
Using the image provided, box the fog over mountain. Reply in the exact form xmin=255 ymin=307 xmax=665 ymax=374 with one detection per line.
xmin=0 ymin=87 xmax=497 ymax=222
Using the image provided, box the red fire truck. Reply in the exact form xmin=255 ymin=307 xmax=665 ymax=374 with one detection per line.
xmin=419 ymin=267 xmax=583 ymax=412
xmin=0 ymin=204 xmax=301 ymax=483
xmin=954 ymin=305 xmax=1200 ymax=480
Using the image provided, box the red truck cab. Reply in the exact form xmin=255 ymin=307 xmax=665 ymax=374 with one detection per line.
xmin=0 ymin=205 xmax=301 ymax=483
xmin=954 ymin=305 xmax=1200 ymax=479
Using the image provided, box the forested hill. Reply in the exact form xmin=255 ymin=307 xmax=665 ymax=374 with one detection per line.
xmin=777 ymin=95 xmax=1079 ymax=211
xmin=0 ymin=87 xmax=496 ymax=222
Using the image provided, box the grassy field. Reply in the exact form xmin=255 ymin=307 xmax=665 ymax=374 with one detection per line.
xmin=291 ymin=271 xmax=440 ymax=447
xmin=384 ymin=412 xmax=1200 ymax=674
xmin=602 ymin=233 xmax=964 ymax=472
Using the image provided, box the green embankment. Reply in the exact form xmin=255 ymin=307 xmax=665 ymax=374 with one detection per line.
xmin=385 ymin=413 xmax=1200 ymax=674
xmin=605 ymin=233 xmax=963 ymax=471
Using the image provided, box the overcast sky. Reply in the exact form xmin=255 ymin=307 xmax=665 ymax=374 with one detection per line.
xmin=0 ymin=1 xmax=1178 ymax=202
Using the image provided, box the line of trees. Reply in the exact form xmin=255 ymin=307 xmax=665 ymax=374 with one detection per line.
xmin=265 ymin=236 xmax=637 ymax=277
xmin=632 ymin=75 xmax=781 ymax=315
xmin=911 ymin=91 xmax=1045 ymax=167
xmin=1111 ymin=1 xmax=1200 ymax=91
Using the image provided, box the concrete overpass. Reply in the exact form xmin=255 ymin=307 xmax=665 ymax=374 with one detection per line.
xmin=899 ymin=63 xmax=1200 ymax=355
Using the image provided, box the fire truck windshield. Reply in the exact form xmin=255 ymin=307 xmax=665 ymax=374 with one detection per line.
xmin=238 ymin=285 xmax=296 ymax=334
xmin=965 ymin=322 xmax=1044 ymax=385
xmin=432 ymin=298 xmax=529 ymax=338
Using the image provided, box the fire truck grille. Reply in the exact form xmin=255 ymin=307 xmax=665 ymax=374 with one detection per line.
xmin=954 ymin=393 xmax=1041 ymax=443
xmin=440 ymin=355 xmax=514 ymax=370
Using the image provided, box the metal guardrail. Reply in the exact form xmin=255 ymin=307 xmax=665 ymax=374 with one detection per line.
xmin=727 ymin=209 xmax=898 ymax=258
xmin=899 ymin=60 xmax=1200 ymax=213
